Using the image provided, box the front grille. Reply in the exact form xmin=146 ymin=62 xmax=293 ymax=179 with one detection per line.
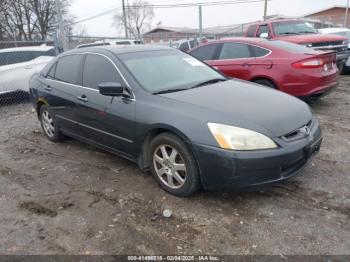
xmin=281 ymin=120 xmax=313 ymax=142
xmin=312 ymin=41 xmax=343 ymax=47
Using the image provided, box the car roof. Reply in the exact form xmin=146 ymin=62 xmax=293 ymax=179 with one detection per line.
xmin=319 ymin=27 xmax=350 ymax=33
xmin=0 ymin=45 xmax=54 ymax=53
xmin=64 ymin=45 xmax=173 ymax=56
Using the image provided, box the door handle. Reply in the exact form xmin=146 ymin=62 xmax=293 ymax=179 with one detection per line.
xmin=44 ymin=85 xmax=52 ymax=91
xmin=242 ymin=63 xmax=252 ymax=67
xmin=77 ymin=95 xmax=88 ymax=102
xmin=24 ymin=66 xmax=33 ymax=70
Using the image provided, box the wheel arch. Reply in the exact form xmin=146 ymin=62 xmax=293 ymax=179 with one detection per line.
xmin=250 ymin=76 xmax=279 ymax=89
xmin=36 ymin=99 xmax=49 ymax=118
xmin=138 ymin=124 xmax=201 ymax=177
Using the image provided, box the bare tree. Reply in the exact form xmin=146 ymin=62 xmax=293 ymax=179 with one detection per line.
xmin=113 ymin=0 xmax=154 ymax=39
xmin=0 ymin=0 xmax=73 ymax=41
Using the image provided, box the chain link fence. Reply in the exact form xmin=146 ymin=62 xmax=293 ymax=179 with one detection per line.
xmin=0 ymin=40 xmax=57 ymax=110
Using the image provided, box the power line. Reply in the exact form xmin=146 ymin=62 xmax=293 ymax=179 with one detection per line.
xmin=127 ymin=0 xmax=268 ymax=8
xmin=68 ymin=0 xmax=269 ymax=26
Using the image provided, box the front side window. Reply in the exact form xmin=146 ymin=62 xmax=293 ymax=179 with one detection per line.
xmin=190 ymin=44 xmax=219 ymax=60
xmin=83 ymin=54 xmax=120 ymax=89
xmin=55 ymin=54 xmax=82 ymax=84
xmin=119 ymin=50 xmax=225 ymax=94
xmin=219 ymin=43 xmax=252 ymax=59
xmin=46 ymin=63 xmax=57 ymax=79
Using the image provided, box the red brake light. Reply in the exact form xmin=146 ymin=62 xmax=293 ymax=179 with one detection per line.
xmin=292 ymin=58 xmax=324 ymax=69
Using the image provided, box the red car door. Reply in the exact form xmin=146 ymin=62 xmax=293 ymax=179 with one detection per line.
xmin=207 ymin=42 xmax=256 ymax=81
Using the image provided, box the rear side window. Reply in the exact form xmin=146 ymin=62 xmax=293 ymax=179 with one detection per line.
xmin=55 ymin=54 xmax=82 ymax=84
xmin=83 ymin=54 xmax=121 ymax=90
xmin=246 ymin=25 xmax=257 ymax=37
xmin=219 ymin=43 xmax=252 ymax=59
xmin=251 ymin=45 xmax=270 ymax=57
xmin=190 ymin=44 xmax=219 ymax=60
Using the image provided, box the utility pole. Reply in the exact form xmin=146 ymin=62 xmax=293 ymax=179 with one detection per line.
xmin=198 ymin=5 xmax=203 ymax=39
xmin=263 ymin=0 xmax=268 ymax=21
xmin=122 ymin=0 xmax=128 ymax=38
xmin=344 ymin=0 xmax=349 ymax=27
xmin=55 ymin=0 xmax=66 ymax=51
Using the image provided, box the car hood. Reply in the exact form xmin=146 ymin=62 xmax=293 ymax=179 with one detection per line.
xmin=277 ymin=33 xmax=346 ymax=44
xmin=159 ymin=79 xmax=312 ymax=137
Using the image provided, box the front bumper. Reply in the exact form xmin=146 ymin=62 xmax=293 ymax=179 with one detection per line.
xmin=193 ymin=120 xmax=322 ymax=190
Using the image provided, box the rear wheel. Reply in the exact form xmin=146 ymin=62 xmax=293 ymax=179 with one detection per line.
xmin=149 ymin=133 xmax=200 ymax=197
xmin=254 ymin=79 xmax=276 ymax=89
xmin=39 ymin=105 xmax=65 ymax=142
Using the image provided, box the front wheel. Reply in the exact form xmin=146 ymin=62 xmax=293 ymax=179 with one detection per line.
xmin=149 ymin=133 xmax=200 ymax=197
xmin=39 ymin=105 xmax=65 ymax=142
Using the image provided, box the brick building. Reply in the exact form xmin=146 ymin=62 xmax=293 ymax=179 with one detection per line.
xmin=303 ymin=5 xmax=350 ymax=28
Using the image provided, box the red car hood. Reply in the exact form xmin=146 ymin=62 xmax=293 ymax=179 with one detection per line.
xmin=277 ymin=34 xmax=346 ymax=44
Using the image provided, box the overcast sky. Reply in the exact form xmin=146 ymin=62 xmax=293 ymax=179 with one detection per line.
xmin=70 ymin=0 xmax=348 ymax=37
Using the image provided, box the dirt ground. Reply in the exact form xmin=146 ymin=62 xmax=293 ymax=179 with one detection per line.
xmin=0 ymin=77 xmax=349 ymax=256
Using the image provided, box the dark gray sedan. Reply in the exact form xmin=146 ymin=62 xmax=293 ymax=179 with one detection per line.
xmin=29 ymin=46 xmax=322 ymax=196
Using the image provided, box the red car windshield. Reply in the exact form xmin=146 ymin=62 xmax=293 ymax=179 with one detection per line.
xmin=272 ymin=21 xmax=317 ymax=36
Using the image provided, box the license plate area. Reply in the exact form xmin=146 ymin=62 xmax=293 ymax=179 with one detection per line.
xmin=305 ymin=138 xmax=322 ymax=159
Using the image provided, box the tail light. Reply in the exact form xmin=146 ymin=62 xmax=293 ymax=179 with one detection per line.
xmin=292 ymin=58 xmax=324 ymax=69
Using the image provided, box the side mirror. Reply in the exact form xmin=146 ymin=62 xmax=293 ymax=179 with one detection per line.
xmin=259 ymin=32 xmax=269 ymax=38
xmin=98 ymin=82 xmax=124 ymax=96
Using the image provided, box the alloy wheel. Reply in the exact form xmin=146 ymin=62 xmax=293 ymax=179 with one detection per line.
xmin=42 ymin=110 xmax=55 ymax=138
xmin=153 ymin=144 xmax=187 ymax=189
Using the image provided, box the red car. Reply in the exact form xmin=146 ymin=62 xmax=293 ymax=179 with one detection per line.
xmin=189 ymin=38 xmax=338 ymax=98
xmin=244 ymin=19 xmax=349 ymax=72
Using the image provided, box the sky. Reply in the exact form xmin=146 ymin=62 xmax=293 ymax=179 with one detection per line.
xmin=69 ymin=0 xmax=348 ymax=37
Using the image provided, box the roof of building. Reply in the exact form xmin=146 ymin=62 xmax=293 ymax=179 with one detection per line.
xmin=303 ymin=5 xmax=348 ymax=17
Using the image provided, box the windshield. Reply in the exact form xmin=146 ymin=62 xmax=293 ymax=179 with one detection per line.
xmin=119 ymin=50 xmax=225 ymax=93
xmin=273 ymin=21 xmax=317 ymax=36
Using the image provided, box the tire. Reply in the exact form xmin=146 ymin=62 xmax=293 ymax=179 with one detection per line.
xmin=148 ymin=133 xmax=200 ymax=197
xmin=254 ymin=79 xmax=276 ymax=89
xmin=39 ymin=105 xmax=65 ymax=142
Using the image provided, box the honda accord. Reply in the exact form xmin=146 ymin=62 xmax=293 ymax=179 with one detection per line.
xmin=29 ymin=46 xmax=322 ymax=196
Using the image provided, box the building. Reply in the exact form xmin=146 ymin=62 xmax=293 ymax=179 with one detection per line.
xmin=303 ymin=5 xmax=350 ymax=28
xmin=142 ymin=25 xmax=247 ymax=44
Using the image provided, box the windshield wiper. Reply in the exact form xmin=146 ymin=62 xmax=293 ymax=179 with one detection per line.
xmin=153 ymin=88 xmax=189 ymax=95
xmin=279 ymin=32 xmax=299 ymax=35
xmin=153 ymin=78 xmax=227 ymax=95
xmin=191 ymin=78 xmax=227 ymax=88
xmin=298 ymin=31 xmax=316 ymax=34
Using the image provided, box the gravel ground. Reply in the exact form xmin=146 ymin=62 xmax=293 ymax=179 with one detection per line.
xmin=0 ymin=77 xmax=349 ymax=255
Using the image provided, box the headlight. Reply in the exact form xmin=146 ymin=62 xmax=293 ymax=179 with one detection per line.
xmin=301 ymin=43 xmax=313 ymax=48
xmin=208 ymin=123 xmax=278 ymax=151
xmin=343 ymin=39 xmax=349 ymax=45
